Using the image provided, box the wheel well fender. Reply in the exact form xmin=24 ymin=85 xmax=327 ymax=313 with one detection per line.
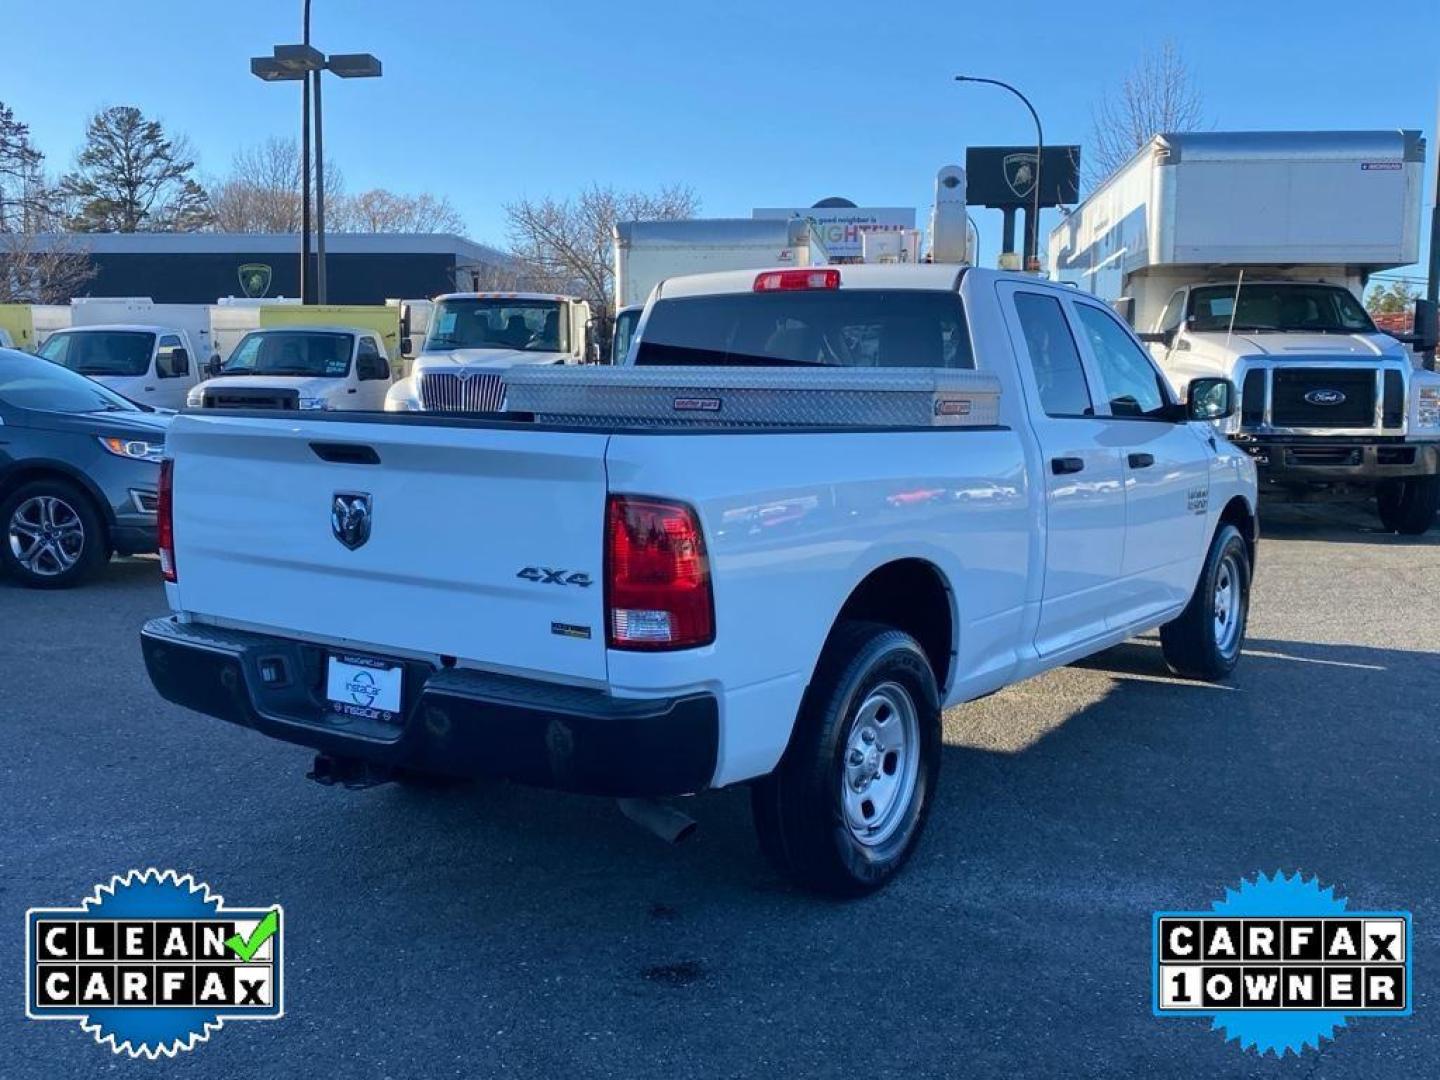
xmin=1217 ymin=495 xmax=1257 ymax=569
xmin=819 ymin=558 xmax=956 ymax=697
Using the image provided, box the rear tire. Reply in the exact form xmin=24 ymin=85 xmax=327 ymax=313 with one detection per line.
xmin=751 ymin=621 xmax=941 ymax=897
xmin=1376 ymin=476 xmax=1439 ymax=535
xmin=1160 ymin=524 xmax=1250 ymax=680
xmin=0 ymin=480 xmax=110 ymax=589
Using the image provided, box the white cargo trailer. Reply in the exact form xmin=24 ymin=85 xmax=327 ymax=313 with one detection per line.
xmin=1049 ymin=130 xmax=1440 ymax=534
xmin=613 ymin=218 xmax=828 ymax=311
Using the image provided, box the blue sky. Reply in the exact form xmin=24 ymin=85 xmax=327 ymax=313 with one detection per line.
xmin=4 ymin=0 xmax=1438 ymax=272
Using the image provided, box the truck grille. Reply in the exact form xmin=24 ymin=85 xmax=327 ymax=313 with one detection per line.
xmin=418 ymin=371 xmax=507 ymax=412
xmin=202 ymin=388 xmax=300 ymax=410
xmin=1270 ymin=369 xmax=1375 ymax=429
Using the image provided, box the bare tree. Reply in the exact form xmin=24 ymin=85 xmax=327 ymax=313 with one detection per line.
xmin=0 ymin=100 xmax=94 ymax=302
xmin=209 ymin=137 xmax=345 ymax=233
xmin=1088 ymin=41 xmax=1206 ymax=186
xmin=0 ymin=231 xmax=96 ymax=303
xmin=60 ymin=106 xmax=213 ymax=232
xmin=505 ymin=183 xmax=700 ymax=319
xmin=330 ymin=189 xmax=464 ymax=234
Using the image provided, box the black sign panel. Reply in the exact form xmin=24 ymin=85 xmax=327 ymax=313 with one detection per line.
xmin=965 ymin=145 xmax=1081 ymax=209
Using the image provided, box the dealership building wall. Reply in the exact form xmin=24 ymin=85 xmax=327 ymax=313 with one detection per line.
xmin=24 ymin=233 xmax=511 ymax=304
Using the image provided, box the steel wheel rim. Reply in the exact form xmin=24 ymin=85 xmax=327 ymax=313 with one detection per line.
xmin=8 ymin=496 xmax=85 ymax=577
xmin=1212 ymin=551 xmax=1244 ymax=659
xmin=840 ymin=681 xmax=921 ymax=848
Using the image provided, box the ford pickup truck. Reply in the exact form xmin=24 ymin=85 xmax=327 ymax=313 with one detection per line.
xmin=141 ymin=266 xmax=1258 ymax=895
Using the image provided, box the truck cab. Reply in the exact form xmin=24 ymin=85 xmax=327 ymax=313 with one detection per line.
xmin=36 ymin=325 xmax=203 ymax=410
xmin=187 ymin=327 xmax=394 ymax=412
xmin=386 ymin=292 xmax=592 ymax=411
xmin=610 ymin=304 xmax=642 ymax=365
xmin=1140 ymin=278 xmax=1440 ymax=533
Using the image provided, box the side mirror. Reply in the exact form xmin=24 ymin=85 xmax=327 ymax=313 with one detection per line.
xmin=1137 ymin=328 xmax=1175 ymax=347
xmin=1187 ymin=377 xmax=1236 ymax=422
xmin=172 ymin=347 xmax=190 ymax=375
xmin=357 ymin=356 xmax=386 ymax=381
xmin=400 ymin=335 xmax=413 ymax=357
xmin=1411 ymin=298 xmax=1438 ymax=352
xmin=205 ymin=355 xmax=222 ymax=378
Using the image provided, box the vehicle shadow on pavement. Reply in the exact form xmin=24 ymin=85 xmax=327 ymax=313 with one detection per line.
xmin=1259 ymin=498 xmax=1439 ymax=546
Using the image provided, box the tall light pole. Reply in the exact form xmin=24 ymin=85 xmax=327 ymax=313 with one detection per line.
xmin=955 ymin=75 xmax=1044 ymax=271
xmin=301 ymin=0 xmax=311 ymax=304
xmin=251 ymin=38 xmax=381 ymax=304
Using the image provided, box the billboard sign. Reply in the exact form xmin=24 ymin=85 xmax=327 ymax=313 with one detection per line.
xmin=753 ymin=206 xmax=915 ymax=259
xmin=965 ymin=146 xmax=1081 ymax=209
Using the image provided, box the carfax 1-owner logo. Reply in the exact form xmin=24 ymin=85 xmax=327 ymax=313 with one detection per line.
xmin=25 ymin=869 xmax=283 ymax=1058
xmin=1153 ymin=872 xmax=1412 ymax=1056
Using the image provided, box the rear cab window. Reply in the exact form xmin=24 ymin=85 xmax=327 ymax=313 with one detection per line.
xmin=1011 ymin=292 xmax=1094 ymax=417
xmin=634 ymin=290 xmax=974 ymax=369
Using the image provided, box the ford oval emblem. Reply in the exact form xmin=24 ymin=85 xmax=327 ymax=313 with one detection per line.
xmin=1304 ymin=389 xmax=1347 ymax=406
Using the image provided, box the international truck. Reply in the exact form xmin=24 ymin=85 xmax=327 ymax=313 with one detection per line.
xmin=384 ymin=292 xmax=594 ymax=412
xmin=1050 ymin=130 xmax=1440 ymax=533
xmin=142 ymin=265 xmax=1257 ymax=896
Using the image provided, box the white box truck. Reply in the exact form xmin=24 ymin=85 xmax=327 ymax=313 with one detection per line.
xmin=1050 ymin=130 xmax=1440 ymax=533
xmin=613 ymin=218 xmax=828 ymax=311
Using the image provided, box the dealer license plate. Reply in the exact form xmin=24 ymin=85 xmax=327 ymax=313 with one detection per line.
xmin=326 ymin=654 xmax=403 ymax=723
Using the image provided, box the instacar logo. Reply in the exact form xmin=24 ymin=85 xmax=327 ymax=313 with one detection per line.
xmin=25 ymin=869 xmax=284 ymax=1058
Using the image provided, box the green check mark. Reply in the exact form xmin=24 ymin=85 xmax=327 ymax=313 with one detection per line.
xmin=225 ymin=909 xmax=279 ymax=962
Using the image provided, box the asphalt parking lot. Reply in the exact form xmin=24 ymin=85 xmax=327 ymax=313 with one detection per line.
xmin=2 ymin=502 xmax=1436 ymax=1079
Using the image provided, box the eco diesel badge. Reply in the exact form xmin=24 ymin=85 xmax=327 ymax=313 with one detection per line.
xmin=1153 ymin=872 xmax=1411 ymax=1056
xmin=25 ymin=869 xmax=283 ymax=1058
xmin=331 ymin=491 xmax=373 ymax=550
xmin=1304 ymin=389 xmax=1347 ymax=406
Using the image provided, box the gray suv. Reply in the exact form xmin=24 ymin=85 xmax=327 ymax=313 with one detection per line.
xmin=0 ymin=348 xmax=170 ymax=587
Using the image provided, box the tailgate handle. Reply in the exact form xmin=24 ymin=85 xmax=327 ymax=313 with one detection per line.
xmin=309 ymin=442 xmax=381 ymax=465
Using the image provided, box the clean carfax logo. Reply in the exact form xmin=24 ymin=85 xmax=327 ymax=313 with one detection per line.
xmin=26 ymin=869 xmax=283 ymax=1058
xmin=1153 ymin=872 xmax=1411 ymax=1056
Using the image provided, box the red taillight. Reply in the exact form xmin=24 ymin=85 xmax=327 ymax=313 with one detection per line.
xmin=753 ymin=268 xmax=840 ymax=292
xmin=157 ymin=458 xmax=175 ymax=582
xmin=605 ymin=495 xmax=714 ymax=650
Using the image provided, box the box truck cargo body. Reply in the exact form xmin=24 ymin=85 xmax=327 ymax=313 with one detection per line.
xmin=1049 ymin=130 xmax=1440 ymax=534
xmin=613 ymin=218 xmax=828 ymax=311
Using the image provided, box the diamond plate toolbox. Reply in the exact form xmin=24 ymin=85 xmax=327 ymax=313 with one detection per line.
xmin=503 ymin=366 xmax=1002 ymax=429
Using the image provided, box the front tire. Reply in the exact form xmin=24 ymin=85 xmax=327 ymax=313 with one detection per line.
xmin=1160 ymin=523 xmax=1251 ymax=680
xmin=0 ymin=480 xmax=110 ymax=589
xmin=751 ymin=621 xmax=941 ymax=897
xmin=1376 ymin=476 xmax=1439 ymax=535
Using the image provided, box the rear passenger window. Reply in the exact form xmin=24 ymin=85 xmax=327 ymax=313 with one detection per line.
xmin=1012 ymin=292 xmax=1093 ymax=417
xmin=635 ymin=290 xmax=974 ymax=369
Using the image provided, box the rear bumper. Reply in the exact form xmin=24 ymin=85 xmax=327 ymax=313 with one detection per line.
xmin=1236 ymin=436 xmax=1440 ymax=484
xmin=140 ymin=616 xmax=719 ymax=797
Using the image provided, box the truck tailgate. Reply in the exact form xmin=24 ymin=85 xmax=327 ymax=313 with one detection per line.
xmin=166 ymin=414 xmax=610 ymax=683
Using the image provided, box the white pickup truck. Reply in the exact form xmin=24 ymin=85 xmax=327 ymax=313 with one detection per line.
xmin=185 ymin=326 xmax=395 ymax=412
xmin=141 ymin=266 xmax=1257 ymax=895
xmin=37 ymin=325 xmax=207 ymax=410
